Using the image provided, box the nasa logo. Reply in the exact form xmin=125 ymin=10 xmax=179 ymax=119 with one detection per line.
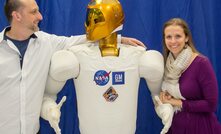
xmin=94 ymin=70 xmax=111 ymax=86
xmin=112 ymin=72 xmax=125 ymax=85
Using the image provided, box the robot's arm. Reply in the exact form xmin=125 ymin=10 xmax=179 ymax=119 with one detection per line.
xmin=41 ymin=95 xmax=66 ymax=134
xmin=139 ymin=50 xmax=173 ymax=134
xmin=139 ymin=50 xmax=164 ymax=97
xmin=41 ymin=50 xmax=80 ymax=134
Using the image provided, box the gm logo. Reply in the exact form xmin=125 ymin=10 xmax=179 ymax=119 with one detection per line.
xmin=112 ymin=72 xmax=125 ymax=85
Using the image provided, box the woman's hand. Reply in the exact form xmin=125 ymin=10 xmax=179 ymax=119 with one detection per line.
xmin=160 ymin=91 xmax=182 ymax=107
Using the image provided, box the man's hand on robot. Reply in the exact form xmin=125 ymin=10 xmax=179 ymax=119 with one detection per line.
xmin=121 ymin=37 xmax=146 ymax=48
xmin=48 ymin=96 xmax=67 ymax=134
xmin=154 ymin=96 xmax=174 ymax=134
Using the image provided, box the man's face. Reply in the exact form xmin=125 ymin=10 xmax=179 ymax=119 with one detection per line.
xmin=17 ymin=0 xmax=43 ymax=32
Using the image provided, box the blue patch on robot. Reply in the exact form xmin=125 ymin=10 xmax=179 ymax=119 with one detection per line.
xmin=112 ymin=72 xmax=125 ymax=85
xmin=94 ymin=70 xmax=111 ymax=86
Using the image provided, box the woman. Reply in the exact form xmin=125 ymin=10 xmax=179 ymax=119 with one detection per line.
xmin=160 ymin=18 xmax=221 ymax=134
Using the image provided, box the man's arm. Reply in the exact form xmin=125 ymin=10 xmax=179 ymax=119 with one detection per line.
xmin=60 ymin=34 xmax=146 ymax=49
xmin=121 ymin=37 xmax=146 ymax=48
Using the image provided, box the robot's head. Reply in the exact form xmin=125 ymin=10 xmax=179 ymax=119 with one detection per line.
xmin=85 ymin=0 xmax=124 ymax=41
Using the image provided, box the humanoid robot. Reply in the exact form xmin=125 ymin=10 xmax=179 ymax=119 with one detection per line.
xmin=41 ymin=0 xmax=173 ymax=134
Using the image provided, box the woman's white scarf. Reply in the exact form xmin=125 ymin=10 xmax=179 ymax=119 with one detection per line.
xmin=162 ymin=46 xmax=193 ymax=111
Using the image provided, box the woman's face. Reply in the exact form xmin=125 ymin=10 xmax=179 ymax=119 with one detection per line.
xmin=164 ymin=25 xmax=189 ymax=58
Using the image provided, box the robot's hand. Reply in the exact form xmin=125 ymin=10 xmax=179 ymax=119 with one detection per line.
xmin=154 ymin=96 xmax=174 ymax=134
xmin=48 ymin=96 xmax=66 ymax=134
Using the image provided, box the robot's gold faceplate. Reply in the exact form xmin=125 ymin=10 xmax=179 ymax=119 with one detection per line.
xmin=85 ymin=0 xmax=124 ymax=41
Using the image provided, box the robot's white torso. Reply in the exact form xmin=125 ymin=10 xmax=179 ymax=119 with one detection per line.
xmin=69 ymin=43 xmax=146 ymax=134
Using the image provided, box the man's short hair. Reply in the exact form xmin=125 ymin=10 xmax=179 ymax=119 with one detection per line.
xmin=4 ymin=0 xmax=23 ymax=23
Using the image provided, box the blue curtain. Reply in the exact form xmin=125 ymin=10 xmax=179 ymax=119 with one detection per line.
xmin=0 ymin=0 xmax=220 ymax=133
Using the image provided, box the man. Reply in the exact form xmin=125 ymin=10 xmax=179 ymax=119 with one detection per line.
xmin=41 ymin=0 xmax=173 ymax=134
xmin=0 ymin=0 xmax=144 ymax=134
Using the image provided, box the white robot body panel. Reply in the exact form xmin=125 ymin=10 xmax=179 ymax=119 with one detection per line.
xmin=49 ymin=50 xmax=80 ymax=81
xmin=68 ymin=43 xmax=162 ymax=134
xmin=139 ymin=50 xmax=164 ymax=96
xmin=45 ymin=50 xmax=80 ymax=96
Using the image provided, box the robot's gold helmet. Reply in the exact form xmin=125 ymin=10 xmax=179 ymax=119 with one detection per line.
xmin=85 ymin=0 xmax=124 ymax=41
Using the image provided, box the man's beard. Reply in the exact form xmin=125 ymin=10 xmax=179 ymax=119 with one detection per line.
xmin=32 ymin=25 xmax=39 ymax=32
xmin=29 ymin=23 xmax=39 ymax=32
